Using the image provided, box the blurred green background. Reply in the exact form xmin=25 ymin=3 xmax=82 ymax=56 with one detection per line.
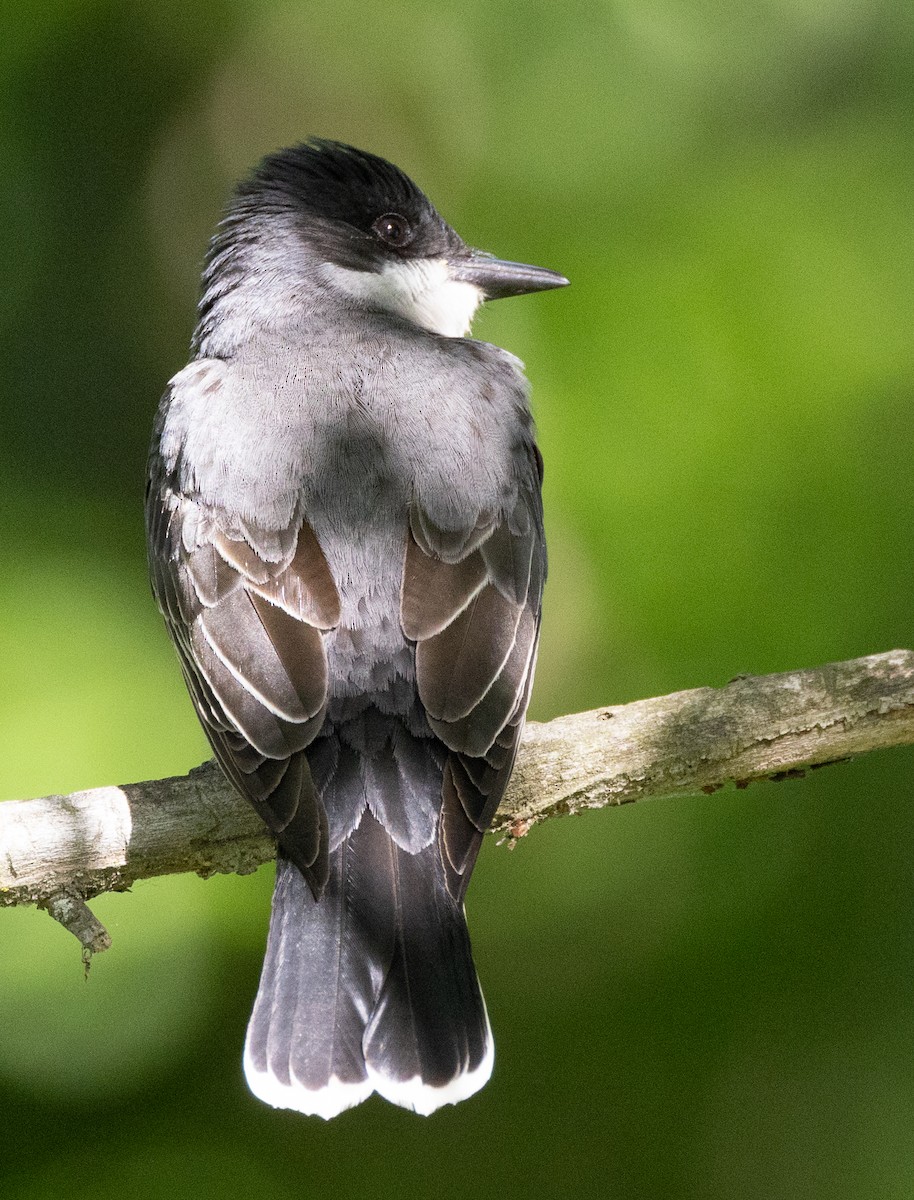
xmin=1 ymin=1 xmax=913 ymax=1196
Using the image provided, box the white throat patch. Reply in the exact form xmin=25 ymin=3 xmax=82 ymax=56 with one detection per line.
xmin=323 ymin=258 xmax=483 ymax=337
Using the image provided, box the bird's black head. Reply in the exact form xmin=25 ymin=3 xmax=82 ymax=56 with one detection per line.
xmin=202 ymin=139 xmax=567 ymax=342
xmin=236 ymin=139 xmax=463 ymax=270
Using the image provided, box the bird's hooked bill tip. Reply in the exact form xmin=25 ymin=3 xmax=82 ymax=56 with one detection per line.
xmin=448 ymin=254 xmax=570 ymax=300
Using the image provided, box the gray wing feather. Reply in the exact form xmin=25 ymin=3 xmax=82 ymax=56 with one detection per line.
xmin=401 ymin=449 xmax=545 ymax=900
xmin=146 ymin=444 xmax=340 ymax=892
xmin=401 ymin=540 xmax=488 ymax=640
xmin=416 ymin=583 xmax=525 ymax=723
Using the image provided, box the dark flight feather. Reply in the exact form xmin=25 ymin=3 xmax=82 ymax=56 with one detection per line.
xmin=401 ymin=489 xmax=545 ymax=900
xmin=145 ymin=455 xmax=339 ymax=892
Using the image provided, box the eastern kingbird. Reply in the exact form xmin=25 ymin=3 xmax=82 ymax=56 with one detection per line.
xmin=146 ymin=139 xmax=567 ymax=1117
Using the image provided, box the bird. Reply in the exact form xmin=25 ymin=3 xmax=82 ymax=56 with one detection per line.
xmin=145 ymin=139 xmax=568 ymax=1118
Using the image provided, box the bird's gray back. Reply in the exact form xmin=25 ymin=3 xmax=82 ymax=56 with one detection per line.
xmin=157 ymin=317 xmax=539 ymax=730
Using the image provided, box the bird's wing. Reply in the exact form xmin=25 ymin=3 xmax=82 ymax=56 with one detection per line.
xmin=146 ymin=386 xmax=340 ymax=893
xmin=402 ymin=444 xmax=545 ymax=899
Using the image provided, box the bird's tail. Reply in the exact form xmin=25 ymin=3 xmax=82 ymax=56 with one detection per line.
xmin=243 ymin=810 xmax=493 ymax=1118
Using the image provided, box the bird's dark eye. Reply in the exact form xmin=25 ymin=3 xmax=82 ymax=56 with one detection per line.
xmin=371 ymin=213 xmax=414 ymax=248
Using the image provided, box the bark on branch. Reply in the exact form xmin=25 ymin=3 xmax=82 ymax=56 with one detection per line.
xmin=3 ymin=650 xmax=914 ymax=952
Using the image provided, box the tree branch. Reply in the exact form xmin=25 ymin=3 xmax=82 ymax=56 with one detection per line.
xmin=4 ymin=650 xmax=913 ymax=951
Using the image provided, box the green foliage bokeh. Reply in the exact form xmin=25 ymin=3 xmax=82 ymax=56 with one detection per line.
xmin=1 ymin=2 xmax=913 ymax=1197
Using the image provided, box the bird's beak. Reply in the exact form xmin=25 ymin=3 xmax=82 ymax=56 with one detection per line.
xmin=448 ymin=251 xmax=569 ymax=300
